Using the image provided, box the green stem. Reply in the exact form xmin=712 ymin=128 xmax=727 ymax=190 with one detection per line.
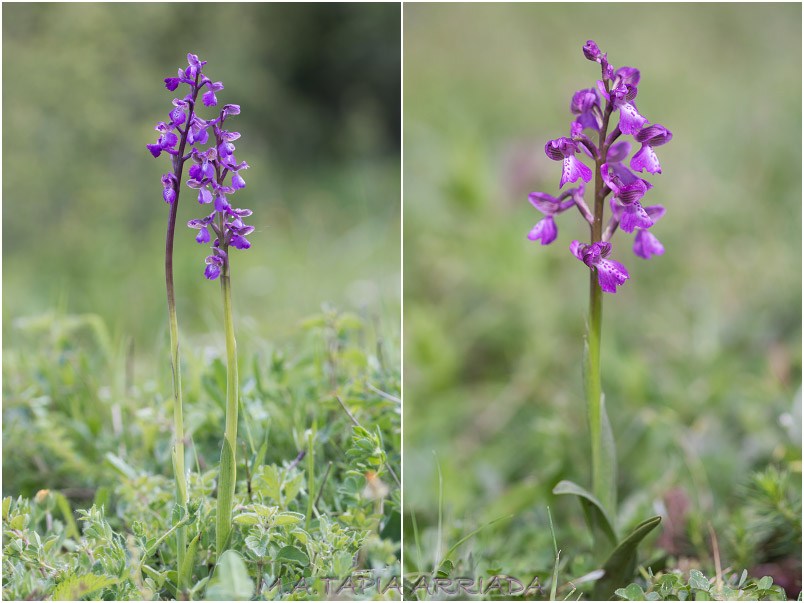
xmin=166 ymin=73 xmax=201 ymax=579
xmin=305 ymin=428 xmax=314 ymax=531
xmin=216 ymin=266 xmax=239 ymax=557
xmin=587 ymin=80 xmax=616 ymax=516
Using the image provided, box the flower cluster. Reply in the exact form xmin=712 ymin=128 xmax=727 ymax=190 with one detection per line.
xmin=528 ymin=41 xmax=672 ymax=293
xmin=148 ymin=54 xmax=254 ymax=280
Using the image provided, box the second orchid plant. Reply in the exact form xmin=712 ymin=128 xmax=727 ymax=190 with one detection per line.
xmin=527 ymin=41 xmax=672 ymax=595
xmin=148 ymin=53 xmax=253 ymax=573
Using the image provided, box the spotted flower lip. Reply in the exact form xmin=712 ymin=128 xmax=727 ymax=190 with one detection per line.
xmin=610 ymin=84 xmax=648 ymax=135
xmin=630 ymin=124 xmax=673 ymax=174
xmin=545 ymin=137 xmax=593 ymax=189
xmin=570 ymin=240 xmax=630 ymax=293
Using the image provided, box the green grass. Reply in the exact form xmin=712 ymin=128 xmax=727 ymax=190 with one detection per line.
xmin=3 ymin=306 xmax=401 ymax=600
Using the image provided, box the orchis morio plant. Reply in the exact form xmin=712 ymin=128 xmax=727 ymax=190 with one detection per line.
xmin=527 ymin=41 xmax=671 ymax=595
xmin=148 ymin=53 xmax=253 ymax=568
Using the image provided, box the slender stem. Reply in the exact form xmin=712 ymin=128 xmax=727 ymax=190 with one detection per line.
xmin=587 ymin=81 xmax=614 ymax=514
xmin=166 ymin=74 xmax=200 ymax=582
xmin=305 ymin=428 xmax=315 ymax=531
xmin=216 ymin=262 xmax=239 ymax=556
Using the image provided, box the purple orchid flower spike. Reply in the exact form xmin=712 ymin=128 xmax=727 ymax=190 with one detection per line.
xmin=525 ymin=42 xmax=673 ymax=538
xmin=526 ymin=39 xmax=672 ymax=295
xmin=571 ymin=240 xmax=630 ymax=293
xmin=545 ymin=137 xmax=593 ymax=189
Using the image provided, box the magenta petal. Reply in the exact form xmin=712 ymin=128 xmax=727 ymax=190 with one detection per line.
xmin=527 ymin=217 xmax=558 ymax=245
xmin=203 ymin=90 xmax=217 ymax=107
xmin=204 ymin=263 xmax=221 ymax=280
xmin=606 ymin=141 xmax=632 ymax=164
xmin=633 ymin=229 xmax=665 ymax=259
xmin=198 ymin=188 xmax=212 ymax=204
xmin=596 ymin=258 xmax=629 ymax=293
xmin=630 ymin=144 xmax=662 ymax=174
xmin=570 ymin=240 xmax=584 ymax=260
xmin=560 ymin=155 xmax=593 ymax=189
xmin=214 ymin=194 xmax=230 ymax=212
xmin=617 ymin=102 xmax=649 ymax=136
xmin=619 ymin=202 xmax=653 ymax=233
xmin=231 ymin=172 xmax=246 ymax=190
xmin=196 ymin=227 xmax=211 ymax=244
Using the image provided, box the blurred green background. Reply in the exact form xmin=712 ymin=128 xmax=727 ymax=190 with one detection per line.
xmin=403 ymin=2 xmax=801 ymax=588
xmin=3 ymin=2 xmax=401 ymax=349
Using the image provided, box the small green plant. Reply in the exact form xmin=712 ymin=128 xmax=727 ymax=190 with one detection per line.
xmin=615 ymin=569 xmax=786 ymax=601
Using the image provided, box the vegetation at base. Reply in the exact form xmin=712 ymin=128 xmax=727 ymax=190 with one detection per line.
xmin=3 ymin=307 xmax=401 ymax=601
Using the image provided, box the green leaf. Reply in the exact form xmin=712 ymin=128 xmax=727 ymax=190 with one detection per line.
xmin=436 ymin=559 xmax=453 ymax=578
xmin=757 ymin=576 xmax=773 ymax=591
xmin=2 ymin=496 xmax=10 ymax=520
xmin=615 ymin=583 xmax=646 ymax=601
xmin=291 ymin=528 xmax=310 ymax=545
xmin=232 ymin=513 xmax=260 ymax=525
xmin=592 ymin=516 xmax=662 ymax=600
xmin=274 ymin=512 xmax=304 ymax=527
xmin=552 ymin=480 xmax=617 ymax=548
xmin=53 ymin=491 xmax=79 ymax=539
xmin=206 ymin=550 xmax=254 ymax=601
xmin=332 ymin=551 xmax=353 ymax=577
xmin=52 ymin=573 xmax=117 ymax=601
xmin=597 ymin=394 xmax=617 ymax=516
xmin=255 ymin=464 xmax=282 ymax=503
xmin=283 ymin=472 xmax=304 ymax=504
xmin=245 ymin=531 xmax=270 ymax=558
xmin=275 ymin=545 xmax=309 ymax=566
xmin=688 ymin=569 xmax=710 ymax=591
xmin=104 ymin=452 xmax=137 ymax=479
xmin=178 ymin=531 xmax=201 ymax=593
xmin=216 ymin=439 xmax=236 ymax=555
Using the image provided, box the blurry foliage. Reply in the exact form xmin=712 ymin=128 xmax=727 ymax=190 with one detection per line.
xmin=402 ymin=2 xmax=801 ymax=599
xmin=2 ymin=2 xmax=401 ymax=346
xmin=2 ymin=307 xmax=400 ymax=600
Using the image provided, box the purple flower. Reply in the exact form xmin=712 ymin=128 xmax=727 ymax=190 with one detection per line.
xmin=630 ymin=124 xmax=673 ymax=174
xmin=204 ymin=248 xmax=227 ymax=280
xmin=544 ymin=137 xmax=593 ymax=189
xmin=614 ymin=66 xmax=640 ymax=87
xmin=633 ymin=205 xmax=666 ymax=259
xmin=570 ymin=88 xmax=602 ymax=131
xmin=583 ymin=40 xmax=603 ymax=62
xmin=609 ymin=83 xmax=648 ymax=135
xmin=525 ymin=41 xmax=671 ymax=292
xmin=149 ymin=54 xmax=254 ymax=279
xmin=188 ymin=213 xmax=216 ymax=244
xmin=162 ymin=174 xmax=177 ymax=204
xmin=527 ymin=190 xmax=577 ymax=245
xmin=600 ymin=162 xmax=653 ymax=233
xmin=203 ymin=81 xmax=224 ymax=107
xmin=570 ymin=240 xmax=630 ymax=293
